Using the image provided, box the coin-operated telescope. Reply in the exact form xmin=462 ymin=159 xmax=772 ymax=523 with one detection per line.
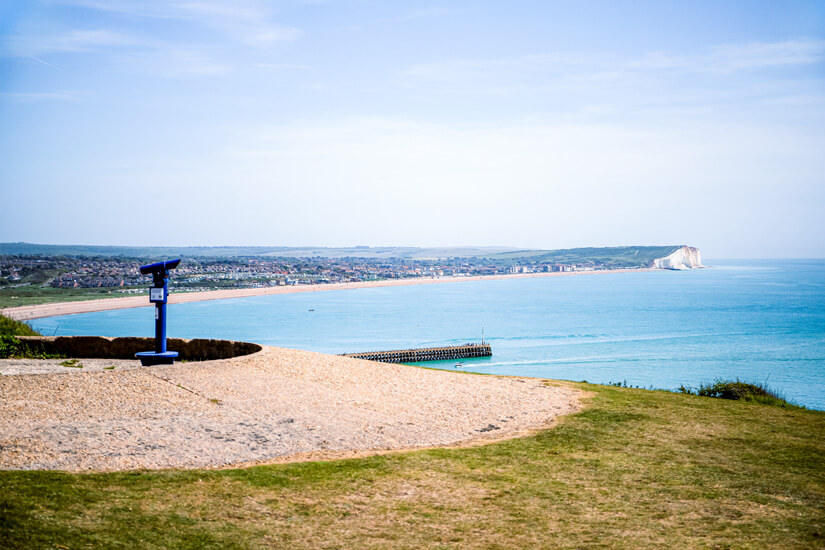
xmin=135 ymin=259 xmax=181 ymax=366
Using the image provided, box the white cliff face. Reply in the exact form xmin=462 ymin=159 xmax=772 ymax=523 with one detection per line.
xmin=653 ymin=246 xmax=703 ymax=270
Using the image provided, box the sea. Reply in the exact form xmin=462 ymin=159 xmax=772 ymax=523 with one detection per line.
xmin=30 ymin=259 xmax=825 ymax=411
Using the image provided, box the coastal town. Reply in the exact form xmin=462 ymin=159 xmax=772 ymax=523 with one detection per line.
xmin=0 ymin=254 xmax=632 ymax=295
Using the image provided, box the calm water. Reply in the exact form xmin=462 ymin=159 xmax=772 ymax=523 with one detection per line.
xmin=31 ymin=259 xmax=825 ymax=410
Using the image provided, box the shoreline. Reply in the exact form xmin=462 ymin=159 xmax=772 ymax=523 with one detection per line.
xmin=1 ymin=268 xmax=659 ymax=321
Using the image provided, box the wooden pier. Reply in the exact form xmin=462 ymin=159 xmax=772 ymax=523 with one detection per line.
xmin=342 ymin=343 xmax=492 ymax=364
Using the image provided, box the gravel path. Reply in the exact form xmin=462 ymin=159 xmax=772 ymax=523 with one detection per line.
xmin=0 ymin=358 xmax=142 ymax=376
xmin=0 ymin=347 xmax=580 ymax=471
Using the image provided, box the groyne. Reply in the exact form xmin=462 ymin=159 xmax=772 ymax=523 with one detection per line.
xmin=343 ymin=343 xmax=492 ymax=364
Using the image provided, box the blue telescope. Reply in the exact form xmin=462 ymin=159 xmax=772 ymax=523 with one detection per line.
xmin=135 ymin=259 xmax=181 ymax=366
xmin=140 ymin=259 xmax=181 ymax=278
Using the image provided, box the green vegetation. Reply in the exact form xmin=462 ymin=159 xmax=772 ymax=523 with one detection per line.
xmin=488 ymin=245 xmax=682 ymax=268
xmin=0 ymin=286 xmax=141 ymax=309
xmin=679 ymin=379 xmax=800 ymax=409
xmin=0 ymin=314 xmax=39 ymax=337
xmin=1 ymin=242 xmax=683 ymax=263
xmin=60 ymin=359 xmax=83 ymax=369
xmin=1 ymin=383 xmax=822 ymax=548
xmin=0 ymin=335 xmax=21 ymax=359
xmin=0 ymin=335 xmax=61 ymax=359
xmin=0 ymin=314 xmax=62 ymax=359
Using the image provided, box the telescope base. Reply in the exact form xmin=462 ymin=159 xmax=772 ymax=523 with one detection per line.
xmin=136 ymin=351 xmax=179 ymax=366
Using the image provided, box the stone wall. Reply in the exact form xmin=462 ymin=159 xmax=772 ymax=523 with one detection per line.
xmin=15 ymin=336 xmax=262 ymax=361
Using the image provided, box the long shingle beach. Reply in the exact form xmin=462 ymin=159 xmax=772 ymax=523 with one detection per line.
xmin=0 ymin=347 xmax=580 ymax=471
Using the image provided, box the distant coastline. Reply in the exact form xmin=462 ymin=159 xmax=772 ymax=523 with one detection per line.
xmin=2 ymin=268 xmax=658 ymax=321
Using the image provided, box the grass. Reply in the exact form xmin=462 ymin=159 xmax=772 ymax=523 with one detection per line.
xmin=489 ymin=245 xmax=681 ymax=267
xmin=0 ymin=314 xmax=40 ymax=337
xmin=0 ymin=314 xmax=66 ymax=359
xmin=1 ymin=383 xmax=823 ymax=548
xmin=0 ymin=286 xmax=142 ymax=309
xmin=679 ymin=379 xmax=801 ymax=409
xmin=0 ymin=314 xmax=61 ymax=359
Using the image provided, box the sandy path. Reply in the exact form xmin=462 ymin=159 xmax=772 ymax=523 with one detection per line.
xmin=0 ymin=347 xmax=580 ymax=471
xmin=1 ymin=269 xmax=656 ymax=321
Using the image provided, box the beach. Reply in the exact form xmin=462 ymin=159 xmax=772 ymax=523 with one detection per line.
xmin=1 ymin=268 xmax=656 ymax=321
xmin=0 ymin=346 xmax=581 ymax=471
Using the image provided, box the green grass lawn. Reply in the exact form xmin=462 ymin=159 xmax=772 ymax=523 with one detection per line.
xmin=1 ymin=383 xmax=823 ymax=549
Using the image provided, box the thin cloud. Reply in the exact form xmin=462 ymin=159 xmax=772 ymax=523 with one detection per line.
xmin=4 ymin=29 xmax=146 ymax=57
xmin=401 ymin=39 xmax=825 ymax=83
xmin=394 ymin=7 xmax=450 ymax=22
xmin=255 ymin=63 xmax=310 ymax=71
xmin=709 ymin=39 xmax=825 ymax=71
xmin=394 ymin=39 xmax=825 ymax=108
xmin=4 ymin=27 xmax=229 ymax=79
xmin=50 ymin=0 xmax=265 ymax=21
xmin=0 ymin=90 xmax=89 ymax=101
xmin=167 ymin=50 xmax=230 ymax=76
xmin=30 ymin=56 xmax=62 ymax=71
xmin=629 ymin=39 xmax=825 ymax=72
xmin=49 ymin=0 xmax=303 ymax=48
xmin=241 ymin=27 xmax=303 ymax=48
xmin=120 ymin=49 xmax=230 ymax=77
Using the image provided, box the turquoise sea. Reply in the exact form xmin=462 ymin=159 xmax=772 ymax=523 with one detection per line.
xmin=31 ymin=259 xmax=825 ymax=410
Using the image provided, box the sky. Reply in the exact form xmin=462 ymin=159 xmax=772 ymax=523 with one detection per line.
xmin=1 ymin=1 xmax=824 ymax=258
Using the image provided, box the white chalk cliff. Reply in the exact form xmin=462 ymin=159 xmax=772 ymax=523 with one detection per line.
xmin=653 ymin=246 xmax=703 ymax=270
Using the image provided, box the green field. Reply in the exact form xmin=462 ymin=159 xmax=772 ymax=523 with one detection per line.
xmin=0 ymin=286 xmax=141 ymax=309
xmin=2 ymin=383 xmax=822 ymax=549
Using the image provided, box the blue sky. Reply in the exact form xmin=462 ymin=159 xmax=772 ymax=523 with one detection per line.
xmin=1 ymin=1 xmax=823 ymax=257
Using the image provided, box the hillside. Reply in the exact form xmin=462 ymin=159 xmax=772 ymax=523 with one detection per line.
xmin=0 ymin=243 xmax=516 ymax=259
xmin=487 ymin=245 xmax=683 ymax=267
xmin=1 ymin=381 xmax=821 ymax=548
xmin=1 ymin=242 xmax=685 ymax=265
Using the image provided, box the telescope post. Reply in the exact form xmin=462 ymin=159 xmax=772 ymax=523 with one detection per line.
xmin=154 ymin=272 xmax=168 ymax=354
xmin=136 ymin=259 xmax=181 ymax=366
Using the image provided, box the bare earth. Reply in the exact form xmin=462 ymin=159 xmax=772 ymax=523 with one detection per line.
xmin=1 ymin=268 xmax=656 ymax=321
xmin=0 ymin=347 xmax=580 ymax=472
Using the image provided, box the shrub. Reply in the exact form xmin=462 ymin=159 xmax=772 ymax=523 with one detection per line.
xmin=0 ymin=334 xmax=21 ymax=358
xmin=0 ymin=314 xmax=61 ymax=358
xmin=0 ymin=314 xmax=40 ymax=337
xmin=0 ymin=333 xmax=62 ymax=360
xmin=680 ymin=379 xmax=800 ymax=409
